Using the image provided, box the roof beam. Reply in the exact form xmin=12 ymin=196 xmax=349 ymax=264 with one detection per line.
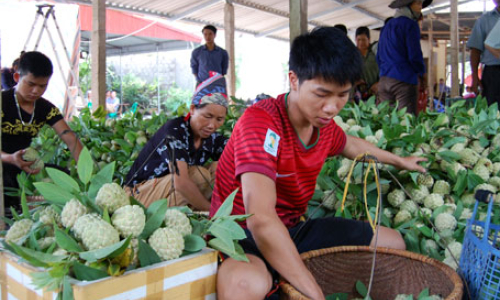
xmin=168 ymin=0 xmax=222 ymax=21
xmin=423 ymin=0 xmax=478 ymax=15
xmin=327 ymin=0 xmax=383 ymax=21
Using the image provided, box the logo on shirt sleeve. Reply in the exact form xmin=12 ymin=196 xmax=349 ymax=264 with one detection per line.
xmin=264 ymin=128 xmax=280 ymax=157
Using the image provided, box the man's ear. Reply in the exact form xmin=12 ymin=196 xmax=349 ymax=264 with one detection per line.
xmin=13 ymin=72 xmax=20 ymax=83
xmin=289 ymin=71 xmax=299 ymax=91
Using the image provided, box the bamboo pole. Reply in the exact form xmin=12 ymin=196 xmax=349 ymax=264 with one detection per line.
xmin=428 ymin=17 xmax=434 ymax=108
xmin=289 ymin=0 xmax=307 ymax=44
xmin=91 ymin=0 xmax=106 ymax=110
xmin=450 ymin=0 xmax=460 ymax=97
xmin=224 ymin=0 xmax=236 ymax=99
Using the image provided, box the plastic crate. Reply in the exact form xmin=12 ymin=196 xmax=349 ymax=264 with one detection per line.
xmin=459 ymin=194 xmax=500 ymax=300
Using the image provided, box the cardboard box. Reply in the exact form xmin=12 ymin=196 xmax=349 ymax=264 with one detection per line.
xmin=0 ymin=248 xmax=218 ymax=300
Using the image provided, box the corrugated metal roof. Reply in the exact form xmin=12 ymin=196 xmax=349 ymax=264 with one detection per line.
xmin=55 ymin=0 xmax=481 ymax=41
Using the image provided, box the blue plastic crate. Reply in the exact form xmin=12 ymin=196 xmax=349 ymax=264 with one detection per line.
xmin=460 ymin=197 xmax=500 ymax=300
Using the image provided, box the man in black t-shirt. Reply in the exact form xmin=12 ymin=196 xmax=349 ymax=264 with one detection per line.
xmin=125 ymin=73 xmax=228 ymax=211
xmin=1 ymin=51 xmax=83 ymax=217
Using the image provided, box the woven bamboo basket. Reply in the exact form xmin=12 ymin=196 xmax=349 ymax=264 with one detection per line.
xmin=280 ymin=246 xmax=463 ymax=300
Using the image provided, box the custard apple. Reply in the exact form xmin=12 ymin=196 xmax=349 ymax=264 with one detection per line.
xmin=417 ymin=174 xmax=434 ymax=188
xmin=111 ymin=205 xmax=146 ymax=238
xmin=95 ymin=183 xmax=130 ymax=213
xmin=375 ymin=129 xmax=384 ymax=141
xmin=37 ymin=205 xmax=61 ymax=225
xmin=394 ymin=210 xmax=412 ymax=225
xmin=22 ymin=147 xmax=39 ymax=161
xmin=422 ymin=239 xmax=438 ymax=254
xmin=388 ymin=189 xmax=405 ymax=208
xmin=493 ymin=162 xmax=500 ymax=176
xmin=459 ymin=208 xmax=473 ymax=220
xmin=492 ymin=133 xmax=500 ymax=149
xmin=474 ymin=183 xmax=497 ymax=194
xmin=470 ymin=140 xmax=485 ymax=154
xmin=148 ymin=227 xmax=184 ymax=261
xmin=30 ymin=159 xmax=45 ymax=171
xmin=443 ymin=256 xmax=458 ymax=271
xmin=5 ymin=219 xmax=34 ymax=245
xmin=477 ymin=158 xmax=493 ymax=172
xmin=37 ymin=237 xmax=56 ymax=249
xmin=472 ymin=164 xmax=490 ymax=182
xmin=449 ymin=162 xmax=466 ymax=175
xmin=488 ymin=176 xmax=500 ymax=189
xmin=365 ymin=135 xmax=378 ymax=145
xmin=424 ymin=193 xmax=444 ymax=210
xmin=459 ymin=148 xmax=480 ymax=166
xmin=165 ymin=209 xmax=192 ymax=237
xmin=433 ymin=180 xmax=450 ymax=195
xmin=435 ymin=212 xmax=457 ymax=232
xmin=445 ymin=241 xmax=462 ymax=259
xmin=61 ymin=199 xmax=88 ymax=228
xmin=346 ymin=119 xmax=357 ymax=126
xmin=400 ymin=200 xmax=418 ymax=215
xmin=322 ymin=191 xmax=336 ymax=210
xmin=337 ymin=165 xmax=350 ymax=180
xmin=450 ymin=143 xmax=466 ymax=153
xmin=419 ymin=207 xmax=433 ymax=218
xmin=461 ymin=193 xmax=476 ymax=207
xmin=53 ymin=248 xmax=68 ymax=256
xmin=75 ymin=215 xmax=120 ymax=250
xmin=409 ymin=185 xmax=429 ymax=204
xmin=72 ymin=214 xmax=101 ymax=239
xmin=383 ymin=207 xmax=394 ymax=219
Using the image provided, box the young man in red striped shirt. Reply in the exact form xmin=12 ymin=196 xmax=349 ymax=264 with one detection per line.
xmin=210 ymin=27 xmax=427 ymax=300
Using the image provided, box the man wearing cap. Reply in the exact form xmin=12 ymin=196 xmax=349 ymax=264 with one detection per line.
xmin=191 ymin=25 xmax=229 ymax=87
xmin=467 ymin=0 xmax=500 ymax=107
xmin=124 ymin=73 xmax=229 ymax=211
xmin=376 ymin=0 xmax=431 ymax=114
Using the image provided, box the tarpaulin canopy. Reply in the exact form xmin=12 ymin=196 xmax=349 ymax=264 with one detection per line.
xmin=79 ymin=4 xmax=201 ymax=56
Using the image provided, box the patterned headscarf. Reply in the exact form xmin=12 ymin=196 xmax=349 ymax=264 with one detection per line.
xmin=191 ymin=72 xmax=228 ymax=108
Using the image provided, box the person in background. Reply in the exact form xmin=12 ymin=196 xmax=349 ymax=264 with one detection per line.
xmin=191 ymin=25 xmax=229 ymax=87
xmin=1 ymin=51 xmax=83 ymax=218
xmin=211 ymin=27 xmax=427 ymax=300
xmin=333 ymin=24 xmax=348 ymax=35
xmin=376 ymin=0 xmax=432 ymax=114
xmin=354 ymin=26 xmax=379 ymax=101
xmin=1 ymin=58 xmax=20 ymax=90
xmin=485 ymin=20 xmax=500 ymax=58
xmin=468 ymin=0 xmax=500 ymax=107
xmin=105 ymin=90 xmax=120 ymax=116
xmin=435 ymin=78 xmax=450 ymax=102
xmin=125 ymin=73 xmax=228 ymax=211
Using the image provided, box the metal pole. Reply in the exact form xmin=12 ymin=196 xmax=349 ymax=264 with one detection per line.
xmin=428 ymin=17 xmax=434 ymax=109
xmin=461 ymin=40 xmax=466 ymax=94
xmin=450 ymin=0 xmax=460 ymax=97
xmin=157 ymin=44 xmax=161 ymax=113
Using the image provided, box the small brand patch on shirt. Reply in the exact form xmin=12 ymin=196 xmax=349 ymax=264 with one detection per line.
xmin=264 ymin=128 xmax=280 ymax=157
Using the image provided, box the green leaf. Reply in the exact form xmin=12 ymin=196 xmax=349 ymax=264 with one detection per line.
xmin=326 ymin=294 xmax=348 ymax=300
xmin=33 ymin=182 xmax=75 ymax=205
xmin=8 ymin=242 xmax=66 ymax=267
xmin=77 ymin=147 xmax=93 ymax=185
xmin=88 ymin=162 xmax=115 ymax=199
xmin=213 ymin=188 xmax=239 ymax=219
xmin=443 ymin=137 xmax=467 ymax=149
xmin=438 ymin=151 xmax=461 ymax=163
xmin=453 ymin=170 xmax=467 ymax=195
xmin=103 ymin=208 xmax=111 ymax=224
xmin=21 ymin=190 xmax=30 ymax=219
xmin=79 ymin=237 xmax=130 ymax=262
xmin=140 ymin=199 xmax=169 ymax=239
xmin=146 ymin=198 xmax=169 ymax=217
xmin=130 ymin=196 xmax=146 ymax=211
xmin=73 ymin=261 xmax=108 ymax=281
xmin=183 ymin=234 xmax=206 ymax=252
xmin=209 ymin=218 xmax=246 ymax=240
xmin=46 ymin=168 xmax=80 ymax=193
xmin=356 ymin=280 xmax=368 ymax=297
xmin=418 ymin=288 xmax=430 ymax=298
xmin=467 ymin=172 xmax=484 ymax=190
xmin=138 ymin=238 xmax=162 ymax=267
xmin=62 ymin=276 xmax=74 ymax=300
xmin=208 ymin=237 xmax=235 ymax=256
xmin=55 ymin=227 xmax=83 ymax=252
xmin=417 ymin=226 xmax=433 ymax=238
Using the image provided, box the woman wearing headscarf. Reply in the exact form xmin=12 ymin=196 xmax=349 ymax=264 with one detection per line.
xmin=125 ymin=72 xmax=228 ymax=210
xmin=376 ymin=0 xmax=432 ymax=114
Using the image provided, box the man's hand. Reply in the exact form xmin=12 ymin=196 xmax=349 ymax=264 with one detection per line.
xmin=471 ymin=74 xmax=481 ymax=95
xmin=10 ymin=149 xmax=40 ymax=174
xmin=397 ymin=156 xmax=427 ymax=173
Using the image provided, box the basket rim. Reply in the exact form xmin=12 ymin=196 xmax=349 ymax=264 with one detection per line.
xmin=280 ymin=246 xmax=464 ymax=300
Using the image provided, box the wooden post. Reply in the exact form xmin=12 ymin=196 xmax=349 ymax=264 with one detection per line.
xmin=0 ymin=86 xmax=4 ymax=230
xmin=450 ymin=0 xmax=460 ymax=97
xmin=91 ymin=0 xmax=106 ymax=110
xmin=461 ymin=40 xmax=466 ymax=92
xmin=224 ymin=1 xmax=236 ymax=99
xmin=428 ymin=17 xmax=434 ymax=107
xmin=289 ymin=0 xmax=308 ymax=44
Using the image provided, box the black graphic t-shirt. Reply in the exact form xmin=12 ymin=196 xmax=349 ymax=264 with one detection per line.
xmin=1 ymin=89 xmax=63 ymax=154
xmin=125 ymin=116 xmax=228 ymax=187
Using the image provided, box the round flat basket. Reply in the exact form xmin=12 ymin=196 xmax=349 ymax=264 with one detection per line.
xmin=280 ymin=246 xmax=463 ymax=300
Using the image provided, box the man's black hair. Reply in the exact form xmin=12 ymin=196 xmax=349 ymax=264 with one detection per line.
xmin=18 ymin=51 xmax=53 ymax=78
xmin=355 ymin=26 xmax=370 ymax=39
xmin=290 ymin=27 xmax=363 ymax=86
xmin=202 ymin=25 xmax=217 ymax=35
xmin=333 ymin=24 xmax=347 ymax=35
xmin=12 ymin=58 xmax=20 ymax=68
